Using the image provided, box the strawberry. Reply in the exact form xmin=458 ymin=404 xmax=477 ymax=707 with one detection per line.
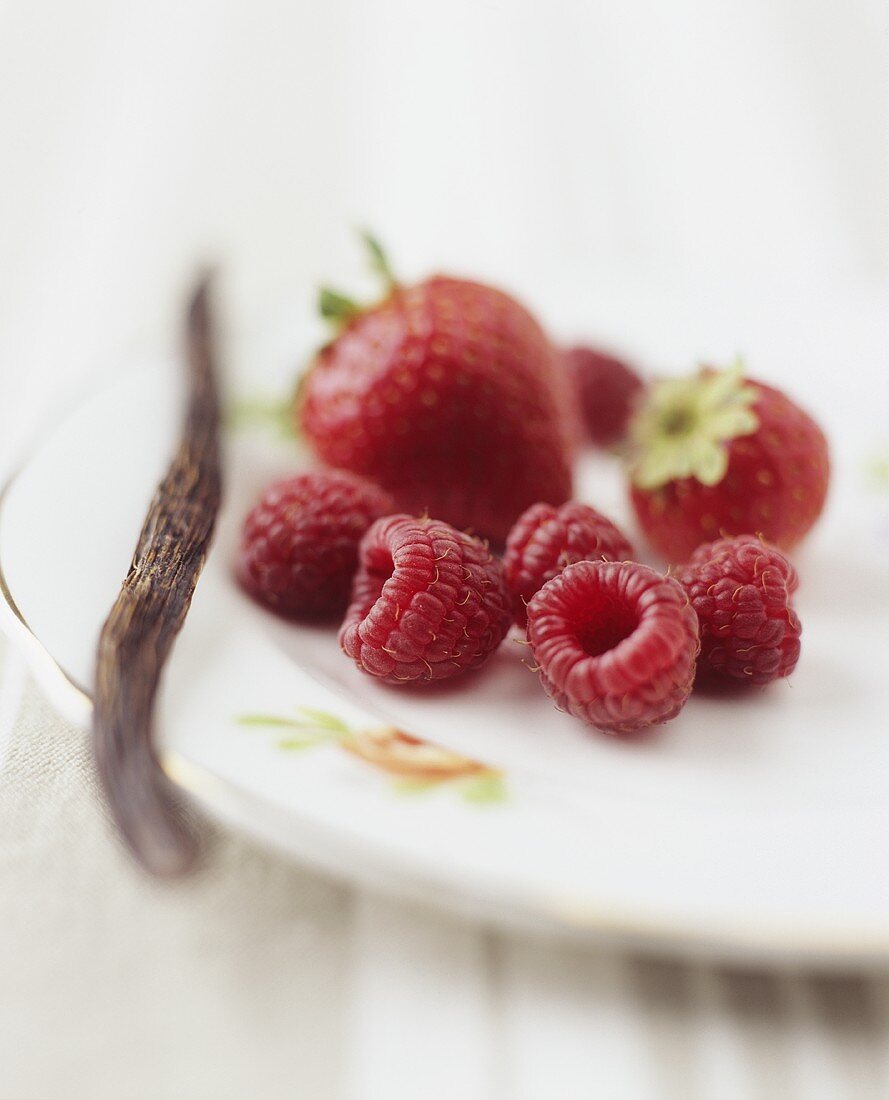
xmin=627 ymin=362 xmax=829 ymax=561
xmin=298 ymin=236 xmax=574 ymax=543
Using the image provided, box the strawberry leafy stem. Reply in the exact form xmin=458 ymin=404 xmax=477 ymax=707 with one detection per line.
xmin=225 ymin=395 xmax=295 ymax=438
xmin=318 ymin=287 xmax=362 ymax=327
xmin=360 ymin=230 xmax=397 ymax=289
xmin=317 ymin=231 xmax=398 ymax=331
xmin=629 ymin=360 xmax=760 ymax=490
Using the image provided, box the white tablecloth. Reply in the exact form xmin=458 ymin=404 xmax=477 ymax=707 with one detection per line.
xmin=2 ymin=638 xmax=888 ymax=1099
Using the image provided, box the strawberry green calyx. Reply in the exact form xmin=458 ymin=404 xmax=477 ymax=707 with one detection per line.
xmin=629 ymin=361 xmax=760 ymax=490
xmin=318 ymin=232 xmax=398 ymax=331
xmin=360 ymin=230 xmax=397 ymax=289
xmin=318 ymin=287 xmax=361 ymax=327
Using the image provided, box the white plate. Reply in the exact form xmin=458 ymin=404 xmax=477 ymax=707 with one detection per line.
xmin=2 ymin=359 xmax=888 ymax=967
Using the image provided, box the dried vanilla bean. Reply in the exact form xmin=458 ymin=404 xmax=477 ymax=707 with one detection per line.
xmin=93 ymin=275 xmax=222 ymax=876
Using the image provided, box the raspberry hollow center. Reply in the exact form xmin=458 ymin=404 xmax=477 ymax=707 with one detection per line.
xmin=575 ymin=597 xmax=638 ymax=658
xmin=525 ymin=559 xmax=700 ymax=734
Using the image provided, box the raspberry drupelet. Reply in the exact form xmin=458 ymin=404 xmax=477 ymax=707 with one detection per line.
xmin=238 ymin=470 xmax=393 ymax=619
xmin=502 ymin=501 xmax=635 ymax=626
xmin=526 ymin=560 xmax=699 ymax=734
xmin=340 ymin=515 xmax=512 ymax=684
xmin=676 ymin=535 xmax=801 ymax=685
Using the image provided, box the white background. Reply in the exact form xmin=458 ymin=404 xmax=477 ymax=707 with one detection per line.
xmin=1 ymin=0 xmax=887 ymax=443
xmin=1 ymin=2 xmax=887 ymax=1097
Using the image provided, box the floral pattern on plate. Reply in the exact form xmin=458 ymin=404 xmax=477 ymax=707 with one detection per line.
xmin=237 ymin=707 xmax=506 ymax=803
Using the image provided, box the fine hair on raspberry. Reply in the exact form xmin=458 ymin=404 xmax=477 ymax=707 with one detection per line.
xmin=340 ymin=514 xmax=512 ymax=684
xmin=237 ymin=469 xmax=393 ymax=619
xmin=526 ymin=560 xmax=700 ymax=734
xmin=503 ymin=501 xmax=635 ymax=626
xmin=677 ymin=534 xmax=801 ymax=685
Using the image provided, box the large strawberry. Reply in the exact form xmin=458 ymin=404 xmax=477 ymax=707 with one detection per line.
xmin=627 ymin=362 xmax=829 ymax=561
xmin=298 ymin=237 xmax=573 ymax=543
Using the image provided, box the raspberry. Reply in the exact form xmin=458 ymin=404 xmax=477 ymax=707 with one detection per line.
xmin=676 ymin=535 xmax=801 ymax=684
xmin=238 ymin=470 xmax=393 ymax=619
xmin=340 ymin=515 xmax=512 ymax=684
xmin=526 ymin=560 xmax=699 ymax=734
xmin=565 ymin=345 xmax=644 ymax=446
xmin=503 ymin=501 xmax=635 ymax=626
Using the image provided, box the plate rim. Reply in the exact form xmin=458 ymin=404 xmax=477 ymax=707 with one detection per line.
xmin=2 ymin=370 xmax=888 ymax=970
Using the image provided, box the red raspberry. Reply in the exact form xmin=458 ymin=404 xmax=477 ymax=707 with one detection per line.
xmin=676 ymin=535 xmax=801 ymax=685
xmin=503 ymin=501 xmax=635 ymax=626
xmin=238 ymin=470 xmax=393 ymax=619
xmin=340 ymin=515 xmax=512 ymax=684
xmin=526 ymin=560 xmax=699 ymax=734
xmin=564 ymin=345 xmax=644 ymax=446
